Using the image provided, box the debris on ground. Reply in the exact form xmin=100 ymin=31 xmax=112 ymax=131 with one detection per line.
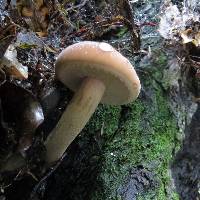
xmin=159 ymin=0 xmax=200 ymax=87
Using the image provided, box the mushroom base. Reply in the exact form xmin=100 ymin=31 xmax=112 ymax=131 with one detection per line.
xmin=45 ymin=77 xmax=105 ymax=163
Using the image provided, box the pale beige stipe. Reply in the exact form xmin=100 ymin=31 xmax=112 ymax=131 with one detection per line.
xmin=45 ymin=78 xmax=105 ymax=163
xmin=45 ymin=41 xmax=141 ymax=163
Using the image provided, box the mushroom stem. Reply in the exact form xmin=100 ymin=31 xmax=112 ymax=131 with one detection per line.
xmin=45 ymin=77 xmax=105 ymax=163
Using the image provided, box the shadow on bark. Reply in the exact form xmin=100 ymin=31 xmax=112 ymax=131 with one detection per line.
xmin=171 ymin=104 xmax=200 ymax=200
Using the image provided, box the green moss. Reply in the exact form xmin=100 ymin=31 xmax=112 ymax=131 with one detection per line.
xmin=86 ymin=104 xmax=121 ymax=136
xmin=137 ymin=189 xmax=180 ymax=200
xmin=88 ymin=84 xmax=179 ymax=199
xmin=171 ymin=192 xmax=180 ymax=200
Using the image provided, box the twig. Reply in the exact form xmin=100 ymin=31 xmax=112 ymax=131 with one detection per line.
xmin=118 ymin=0 xmax=140 ymax=52
xmin=65 ymin=0 xmax=88 ymax=12
xmin=29 ymin=153 xmax=67 ymax=200
xmin=53 ymin=0 xmax=76 ymax=29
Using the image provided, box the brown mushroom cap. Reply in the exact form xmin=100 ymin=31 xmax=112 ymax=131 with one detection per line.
xmin=56 ymin=41 xmax=141 ymax=105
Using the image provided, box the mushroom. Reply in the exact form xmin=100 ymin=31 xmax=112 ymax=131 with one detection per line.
xmin=45 ymin=41 xmax=141 ymax=163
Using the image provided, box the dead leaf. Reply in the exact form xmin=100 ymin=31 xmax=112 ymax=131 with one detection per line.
xmin=17 ymin=0 xmax=49 ymax=37
xmin=0 ymin=16 xmax=16 ymax=58
xmin=181 ymin=29 xmax=200 ymax=47
xmin=0 ymin=45 xmax=28 ymax=80
xmin=180 ymin=29 xmax=193 ymax=44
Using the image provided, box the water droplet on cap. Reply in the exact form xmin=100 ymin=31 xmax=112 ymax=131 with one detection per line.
xmin=99 ymin=42 xmax=114 ymax=52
